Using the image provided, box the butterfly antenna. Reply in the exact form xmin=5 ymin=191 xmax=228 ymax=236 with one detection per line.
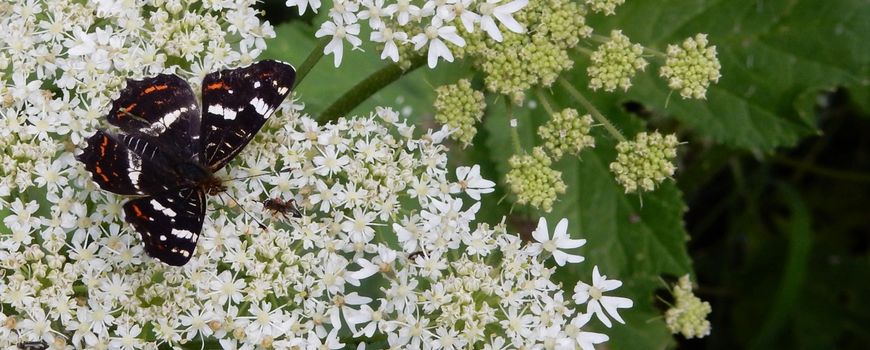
xmin=221 ymin=191 xmax=268 ymax=230
xmin=228 ymin=167 xmax=292 ymax=182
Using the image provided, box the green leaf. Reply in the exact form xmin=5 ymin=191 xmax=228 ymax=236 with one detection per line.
xmin=580 ymin=0 xmax=869 ymax=151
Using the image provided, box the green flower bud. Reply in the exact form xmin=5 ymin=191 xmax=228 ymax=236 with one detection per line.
xmin=505 ymin=147 xmax=567 ymax=212
xmin=609 ymin=132 xmax=679 ymax=193
xmin=587 ymin=30 xmax=647 ymax=92
xmin=537 ymin=108 xmax=595 ymax=159
xmin=659 ymin=33 xmax=722 ymax=99
xmin=665 ymin=275 xmax=712 ymax=339
xmin=585 ymin=0 xmax=626 ymax=15
xmin=434 ymin=79 xmax=486 ymax=147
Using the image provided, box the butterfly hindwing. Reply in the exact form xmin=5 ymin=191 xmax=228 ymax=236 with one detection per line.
xmin=78 ymin=131 xmax=181 ymax=195
xmin=201 ymin=60 xmax=296 ymax=171
xmin=107 ymin=74 xmax=202 ymax=160
xmin=123 ymin=187 xmax=206 ymax=266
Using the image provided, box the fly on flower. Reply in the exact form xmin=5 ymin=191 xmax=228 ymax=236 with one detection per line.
xmin=76 ymin=60 xmax=296 ymax=266
xmin=263 ymin=196 xmax=303 ymax=219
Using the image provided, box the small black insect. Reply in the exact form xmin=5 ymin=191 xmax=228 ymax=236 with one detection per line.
xmin=18 ymin=340 xmax=49 ymax=350
xmin=407 ymin=251 xmax=425 ymax=262
xmin=263 ymin=197 xmax=303 ymax=219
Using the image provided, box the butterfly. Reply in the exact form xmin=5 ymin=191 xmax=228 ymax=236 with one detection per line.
xmin=77 ymin=60 xmax=295 ymax=266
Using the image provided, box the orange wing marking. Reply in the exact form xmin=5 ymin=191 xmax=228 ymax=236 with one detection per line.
xmin=141 ymin=84 xmax=169 ymax=95
xmin=206 ymin=82 xmax=229 ymax=90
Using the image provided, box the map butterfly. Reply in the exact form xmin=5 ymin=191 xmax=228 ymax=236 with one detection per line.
xmin=77 ymin=60 xmax=295 ymax=266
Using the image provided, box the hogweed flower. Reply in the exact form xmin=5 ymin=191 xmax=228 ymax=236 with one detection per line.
xmin=573 ymin=266 xmax=634 ymax=328
xmin=527 ymin=217 xmax=586 ymax=266
xmin=537 ymin=108 xmax=596 ymax=159
xmin=665 ymin=275 xmax=712 ymax=339
xmin=288 ymin=0 xmax=530 ymax=68
xmin=659 ymin=33 xmax=722 ymax=99
xmin=504 ymin=147 xmax=567 ymax=212
xmin=433 ymin=79 xmax=486 ymax=146
xmin=587 ymin=30 xmax=648 ymax=92
xmin=609 ymin=131 xmax=680 ymax=193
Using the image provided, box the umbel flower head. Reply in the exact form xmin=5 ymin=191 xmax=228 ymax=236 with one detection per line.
xmin=434 ymin=79 xmax=486 ymax=147
xmin=585 ymin=0 xmax=626 ymax=15
xmin=659 ymin=33 xmax=722 ymax=99
xmin=609 ymin=131 xmax=680 ymax=193
xmin=459 ymin=0 xmax=592 ymax=103
xmin=666 ymin=275 xmax=713 ymax=339
xmin=505 ymin=147 xmax=567 ymax=212
xmin=587 ymin=30 xmax=648 ymax=92
xmin=537 ymin=108 xmax=596 ymax=159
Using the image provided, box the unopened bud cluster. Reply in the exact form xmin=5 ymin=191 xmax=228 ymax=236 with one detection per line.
xmin=461 ymin=0 xmax=592 ymax=104
xmin=660 ymin=34 xmax=722 ymax=99
xmin=538 ymin=108 xmax=595 ymax=159
xmin=665 ymin=275 xmax=712 ymax=339
xmin=588 ymin=30 xmax=647 ymax=92
xmin=609 ymin=132 xmax=679 ymax=193
xmin=434 ymin=79 xmax=486 ymax=146
xmin=585 ymin=0 xmax=626 ymax=15
xmin=505 ymin=147 xmax=567 ymax=212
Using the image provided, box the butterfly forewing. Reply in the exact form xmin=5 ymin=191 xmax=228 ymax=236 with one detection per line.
xmin=108 ymin=74 xmax=202 ymax=161
xmin=123 ymin=187 xmax=206 ymax=266
xmin=201 ymin=60 xmax=296 ymax=171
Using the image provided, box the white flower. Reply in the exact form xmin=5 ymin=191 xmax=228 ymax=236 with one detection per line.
xmin=384 ymin=0 xmax=422 ymax=26
xmin=451 ymin=0 xmax=481 ymax=32
xmin=568 ymin=312 xmax=610 ymax=350
xmin=358 ymin=0 xmax=388 ymax=29
xmin=527 ymin=217 xmax=586 ymax=266
xmin=315 ymin=20 xmax=362 ymax=67
xmin=285 ymin=0 xmax=322 ymax=15
xmin=313 ymin=145 xmax=351 ymax=176
xmin=478 ymin=0 xmax=528 ymax=42
xmin=454 ymin=164 xmax=495 ymax=200
xmin=370 ymin=27 xmax=408 ymax=62
xmin=412 ymin=19 xmax=466 ymax=68
xmin=573 ymin=266 xmax=634 ymax=327
xmin=109 ymin=323 xmax=144 ymax=350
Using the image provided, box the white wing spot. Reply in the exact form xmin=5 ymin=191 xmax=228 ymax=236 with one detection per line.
xmin=253 ymin=81 xmax=261 ymax=88
xmin=277 ymin=86 xmax=289 ymax=95
xmin=127 ymin=152 xmax=142 ymax=191
xmin=208 ymin=104 xmax=238 ymax=120
xmin=171 ymin=229 xmax=197 ymax=240
xmin=150 ymin=199 xmax=177 ymax=218
xmin=159 ymin=235 xmax=167 ymax=241
xmin=250 ymin=97 xmax=269 ymax=116
xmin=140 ymin=107 xmax=188 ymax=135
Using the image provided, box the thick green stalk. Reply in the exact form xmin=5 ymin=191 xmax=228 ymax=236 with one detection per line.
xmin=318 ymin=55 xmax=426 ymax=123
xmin=294 ymin=37 xmax=330 ymax=88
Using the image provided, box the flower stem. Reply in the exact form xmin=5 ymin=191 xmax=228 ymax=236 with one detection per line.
xmin=318 ymin=55 xmax=427 ymax=124
xmin=535 ymin=89 xmax=556 ymax=116
xmin=294 ymin=37 xmax=331 ymax=88
xmin=558 ymin=78 xmax=626 ymax=142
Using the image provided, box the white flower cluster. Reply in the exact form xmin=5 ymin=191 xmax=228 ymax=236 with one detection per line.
xmin=299 ymin=0 xmax=530 ymax=68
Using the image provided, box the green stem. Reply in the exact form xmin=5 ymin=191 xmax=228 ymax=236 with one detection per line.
xmin=294 ymin=37 xmax=331 ymax=88
xmin=318 ymin=55 xmax=427 ymax=123
xmin=558 ymin=78 xmax=626 ymax=142
xmin=535 ymin=89 xmax=556 ymax=116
